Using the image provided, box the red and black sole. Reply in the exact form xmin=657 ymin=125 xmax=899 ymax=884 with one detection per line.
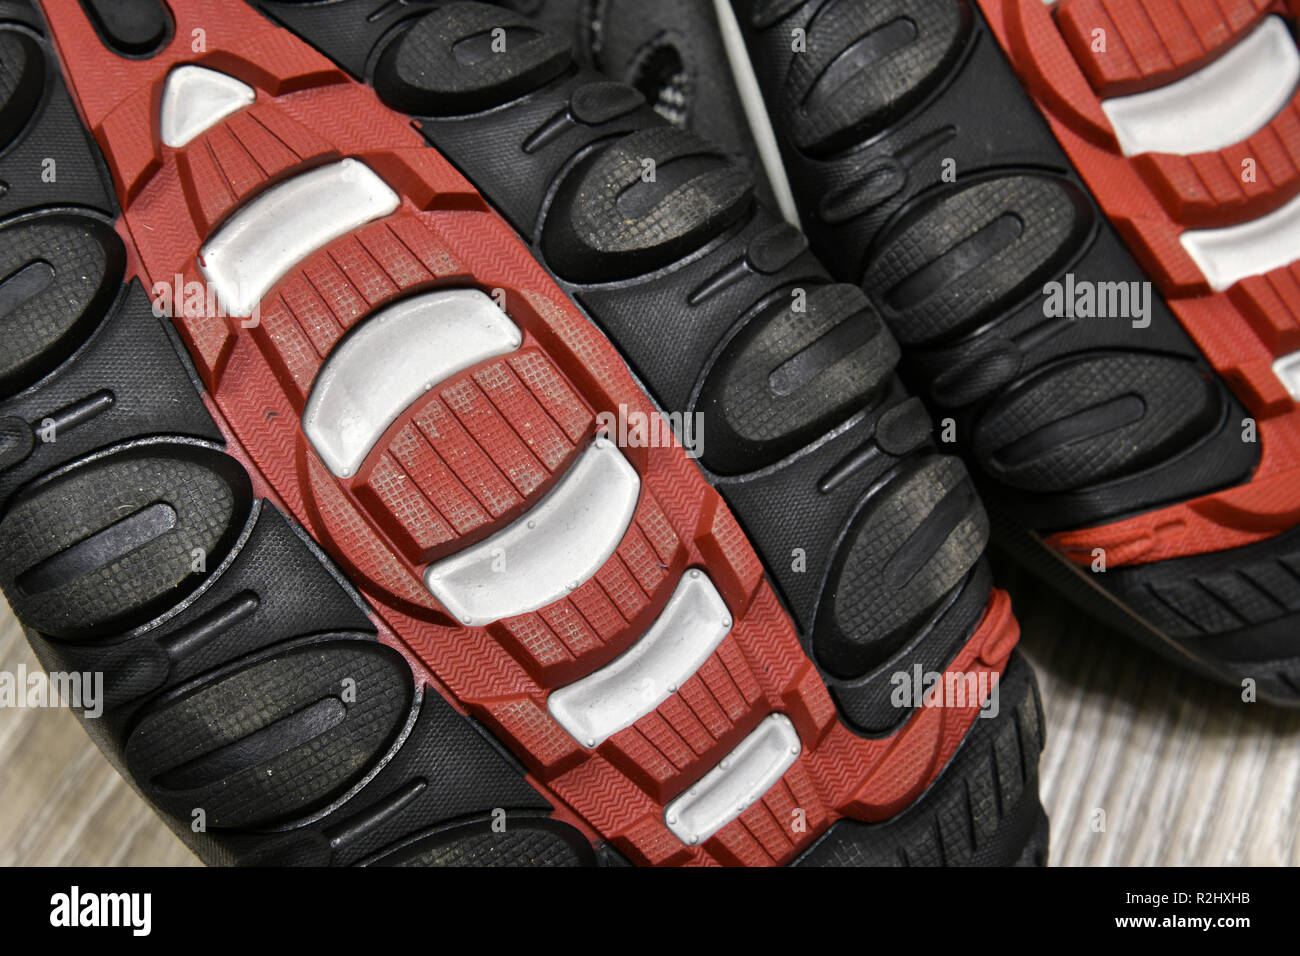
xmin=0 ymin=0 xmax=1045 ymax=865
xmin=725 ymin=0 xmax=1300 ymax=704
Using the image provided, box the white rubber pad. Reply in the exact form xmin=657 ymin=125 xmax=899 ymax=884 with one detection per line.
xmin=547 ymin=570 xmax=733 ymax=748
xmin=424 ymin=438 xmax=641 ymax=627
xmin=302 ymin=289 xmax=522 ymax=478
xmin=1273 ymin=351 xmax=1300 ymax=401
xmin=1180 ymin=188 xmax=1300 ymax=290
xmin=1101 ymin=16 xmax=1299 ymax=157
xmin=159 ymin=65 xmax=256 ymax=148
xmin=199 ymin=159 xmax=399 ymax=317
xmin=663 ymin=713 xmax=801 ymax=847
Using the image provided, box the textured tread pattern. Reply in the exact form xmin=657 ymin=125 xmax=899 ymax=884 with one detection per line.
xmin=0 ymin=30 xmax=43 ymax=151
xmin=0 ymin=446 xmax=250 ymax=638
xmin=541 ymin=126 xmax=754 ymax=282
xmin=0 ymin=0 xmax=566 ymax=869
xmin=366 ymin=815 xmax=596 ymax=866
xmin=0 ymin=215 xmax=124 ymax=397
xmin=795 ymin=652 xmax=1046 ymax=866
xmin=779 ymin=0 xmax=971 ymax=156
xmin=730 ymin=0 xmax=1300 ymax=698
xmin=866 ymin=175 xmax=1093 ymax=345
xmin=245 ymin=0 xmax=1019 ymax=751
xmin=126 ymin=638 xmax=414 ymax=828
xmin=375 ymin=4 xmax=572 ymax=114
xmin=3 ymin=0 xmax=1039 ymax=866
xmin=817 ymin=456 xmax=987 ymax=678
xmin=698 ymin=284 xmax=898 ymax=473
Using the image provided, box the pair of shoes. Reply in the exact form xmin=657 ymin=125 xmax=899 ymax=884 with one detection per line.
xmin=0 ymin=0 xmax=1044 ymax=866
xmin=0 ymin=0 xmax=1287 ymax=867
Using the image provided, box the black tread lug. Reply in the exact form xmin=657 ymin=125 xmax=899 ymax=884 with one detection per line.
xmin=77 ymin=0 xmax=172 ymax=58
xmin=124 ymin=636 xmax=416 ymax=829
xmin=542 ymin=126 xmax=755 ymax=282
xmin=0 ymin=443 xmax=253 ymax=639
xmin=698 ymin=283 xmax=899 ymax=474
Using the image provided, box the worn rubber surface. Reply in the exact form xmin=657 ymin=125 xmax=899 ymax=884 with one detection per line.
xmin=0 ymin=0 xmax=1042 ymax=865
xmin=725 ymin=0 xmax=1300 ymax=704
xmin=485 ymin=0 xmax=776 ymax=208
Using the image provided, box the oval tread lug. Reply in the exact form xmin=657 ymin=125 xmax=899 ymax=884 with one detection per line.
xmin=124 ymin=638 xmax=415 ymax=829
xmin=0 ymin=445 xmax=252 ymax=639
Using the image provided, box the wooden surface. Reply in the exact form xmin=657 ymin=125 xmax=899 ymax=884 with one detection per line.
xmin=1 ymin=561 xmax=1296 ymax=867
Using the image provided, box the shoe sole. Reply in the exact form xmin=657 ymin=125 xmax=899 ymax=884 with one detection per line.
xmin=722 ymin=0 xmax=1300 ymax=704
xmin=0 ymin=0 xmax=1044 ymax=864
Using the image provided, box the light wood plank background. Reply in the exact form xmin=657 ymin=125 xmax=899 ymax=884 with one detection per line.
xmin=2 ymin=560 xmax=1296 ymax=866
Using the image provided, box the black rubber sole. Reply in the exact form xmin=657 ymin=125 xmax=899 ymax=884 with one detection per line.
xmin=990 ymin=507 xmax=1300 ymax=705
xmin=0 ymin=0 xmax=1046 ymax=865
xmin=795 ymin=651 xmax=1047 ymax=867
xmin=711 ymin=0 xmax=1300 ymax=700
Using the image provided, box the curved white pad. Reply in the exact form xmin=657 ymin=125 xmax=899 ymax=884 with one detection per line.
xmin=199 ymin=159 xmax=399 ymax=318
xmin=160 ymin=65 xmax=256 ymax=148
xmin=424 ymin=438 xmax=641 ymax=627
xmin=1274 ymin=351 xmax=1300 ymax=402
xmin=1101 ymin=16 xmax=1300 ymax=157
xmin=547 ymin=570 xmax=733 ymax=748
xmin=1180 ymin=188 xmax=1300 ymax=290
xmin=302 ymin=289 xmax=522 ymax=478
xmin=664 ymin=713 xmax=802 ymax=847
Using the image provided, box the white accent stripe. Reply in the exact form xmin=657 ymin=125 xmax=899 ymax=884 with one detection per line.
xmin=664 ymin=713 xmax=802 ymax=846
xmin=547 ymin=570 xmax=733 ymax=748
xmin=159 ymin=65 xmax=256 ymax=148
xmin=424 ymin=438 xmax=640 ymax=627
xmin=712 ymin=0 xmax=802 ymax=227
xmin=1273 ymin=350 xmax=1300 ymax=401
xmin=302 ymin=289 xmax=522 ymax=478
xmin=199 ymin=159 xmax=400 ymax=317
xmin=1180 ymin=188 xmax=1300 ymax=290
xmin=1101 ymin=16 xmax=1300 ymax=157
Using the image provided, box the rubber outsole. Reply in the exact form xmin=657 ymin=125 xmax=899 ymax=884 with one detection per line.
xmin=722 ymin=0 xmax=1300 ymax=703
xmin=0 ymin=0 xmax=1044 ymax=864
